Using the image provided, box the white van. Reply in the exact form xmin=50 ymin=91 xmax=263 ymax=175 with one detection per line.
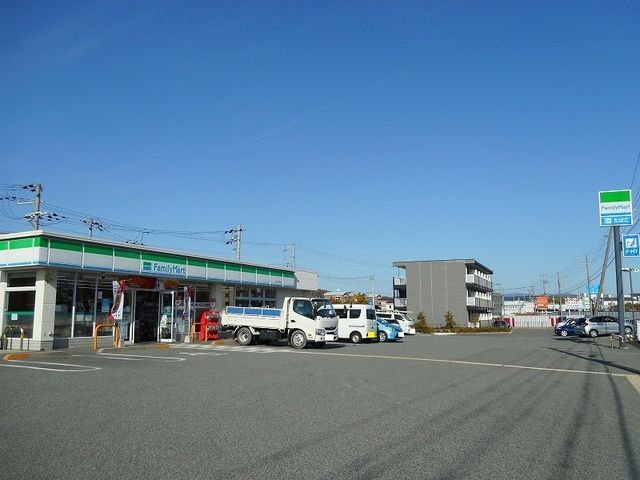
xmin=375 ymin=311 xmax=416 ymax=335
xmin=332 ymin=304 xmax=378 ymax=343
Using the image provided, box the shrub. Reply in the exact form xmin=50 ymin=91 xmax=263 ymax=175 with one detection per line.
xmin=444 ymin=311 xmax=456 ymax=329
xmin=415 ymin=311 xmax=434 ymax=334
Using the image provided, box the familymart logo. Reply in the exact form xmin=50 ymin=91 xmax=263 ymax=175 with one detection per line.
xmin=143 ymin=261 xmax=186 ymax=276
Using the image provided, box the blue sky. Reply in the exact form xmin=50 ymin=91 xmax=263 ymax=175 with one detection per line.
xmin=1 ymin=1 xmax=639 ymax=296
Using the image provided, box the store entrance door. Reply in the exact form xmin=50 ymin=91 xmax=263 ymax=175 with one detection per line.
xmin=133 ymin=290 xmax=160 ymax=343
xmin=159 ymin=291 xmax=176 ymax=342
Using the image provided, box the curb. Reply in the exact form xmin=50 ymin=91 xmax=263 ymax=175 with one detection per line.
xmin=3 ymin=353 xmax=31 ymax=361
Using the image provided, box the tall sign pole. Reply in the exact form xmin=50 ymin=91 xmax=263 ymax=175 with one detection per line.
xmin=599 ymin=190 xmax=633 ymax=339
xmin=613 ymin=226 xmax=626 ymax=337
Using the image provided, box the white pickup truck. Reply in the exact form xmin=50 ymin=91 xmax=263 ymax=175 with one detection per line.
xmin=222 ymin=297 xmax=337 ymax=349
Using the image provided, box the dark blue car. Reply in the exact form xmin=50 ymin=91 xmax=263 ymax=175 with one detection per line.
xmin=554 ymin=319 xmax=579 ymax=337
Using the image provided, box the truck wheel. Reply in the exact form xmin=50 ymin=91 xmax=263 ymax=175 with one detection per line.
xmin=290 ymin=330 xmax=307 ymax=349
xmin=350 ymin=331 xmax=362 ymax=344
xmin=378 ymin=331 xmax=388 ymax=342
xmin=236 ymin=327 xmax=253 ymax=346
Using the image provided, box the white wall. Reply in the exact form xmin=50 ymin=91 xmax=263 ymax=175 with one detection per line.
xmin=295 ymin=270 xmax=318 ymax=291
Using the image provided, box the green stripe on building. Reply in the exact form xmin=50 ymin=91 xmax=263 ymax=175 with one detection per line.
xmin=207 ymin=260 xmax=225 ymax=270
xmin=0 ymin=240 xmax=7 ymax=251
xmin=242 ymin=266 xmax=257 ymax=275
xmin=50 ymin=239 xmax=83 ymax=252
xmin=283 ymin=271 xmax=295 ymax=279
xmin=115 ymin=248 xmax=139 ymax=259
xmin=33 ymin=237 xmax=47 ymax=248
xmin=9 ymin=238 xmax=35 ymax=249
xmin=226 ymin=263 xmax=241 ymax=272
xmin=85 ymin=244 xmax=113 ymax=256
xmin=600 ymin=190 xmax=631 ymax=202
xmin=142 ymin=252 xmax=187 ymax=265
xmin=189 ymin=258 xmax=206 ymax=268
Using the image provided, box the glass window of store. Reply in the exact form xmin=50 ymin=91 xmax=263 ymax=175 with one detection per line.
xmin=96 ymin=275 xmax=117 ymax=336
xmin=74 ymin=274 xmax=97 ymax=337
xmin=54 ymin=272 xmax=76 ymax=337
xmin=193 ymin=284 xmax=211 ymax=322
xmin=5 ymin=272 xmax=36 ymax=338
xmin=234 ymin=286 xmax=277 ymax=308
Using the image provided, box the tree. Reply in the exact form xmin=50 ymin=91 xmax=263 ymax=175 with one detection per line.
xmin=444 ymin=311 xmax=456 ymax=329
xmin=415 ymin=311 xmax=433 ymax=334
xmin=341 ymin=293 xmax=369 ymax=304
xmin=469 ymin=313 xmax=480 ymax=327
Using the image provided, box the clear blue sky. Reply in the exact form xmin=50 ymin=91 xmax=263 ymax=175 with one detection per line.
xmin=1 ymin=1 xmax=639 ymax=296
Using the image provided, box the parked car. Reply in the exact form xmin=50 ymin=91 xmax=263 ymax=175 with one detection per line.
xmin=574 ymin=316 xmax=634 ymax=338
xmin=377 ymin=316 xmax=405 ymax=337
xmin=554 ymin=317 xmax=571 ymax=328
xmin=375 ymin=311 xmax=416 ymax=334
xmin=491 ymin=319 xmax=511 ymax=328
xmin=376 ymin=319 xmax=401 ymax=342
xmin=554 ymin=319 xmax=579 ymax=337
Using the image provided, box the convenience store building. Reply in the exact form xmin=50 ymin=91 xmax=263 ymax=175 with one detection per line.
xmin=0 ymin=231 xmax=318 ymax=351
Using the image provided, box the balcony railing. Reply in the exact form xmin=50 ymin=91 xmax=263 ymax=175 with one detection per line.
xmin=465 ymin=274 xmax=492 ymax=291
xmin=394 ymin=298 xmax=407 ymax=307
xmin=393 ymin=277 xmax=406 ymax=286
xmin=466 ymin=297 xmax=493 ymax=309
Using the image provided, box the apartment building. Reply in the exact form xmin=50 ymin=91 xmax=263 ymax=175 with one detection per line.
xmin=393 ymin=259 xmax=494 ymax=326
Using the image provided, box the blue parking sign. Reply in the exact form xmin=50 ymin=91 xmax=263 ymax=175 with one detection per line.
xmin=623 ymin=234 xmax=640 ymax=257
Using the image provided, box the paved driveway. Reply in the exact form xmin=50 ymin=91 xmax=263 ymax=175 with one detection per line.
xmin=1 ymin=329 xmax=639 ymax=480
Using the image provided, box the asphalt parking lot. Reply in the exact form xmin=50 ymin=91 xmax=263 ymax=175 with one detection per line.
xmin=2 ymin=329 xmax=639 ymax=480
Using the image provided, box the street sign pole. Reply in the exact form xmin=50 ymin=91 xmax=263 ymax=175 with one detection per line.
xmin=613 ymin=226 xmax=626 ymax=338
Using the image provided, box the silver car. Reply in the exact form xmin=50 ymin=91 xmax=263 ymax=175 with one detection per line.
xmin=575 ymin=316 xmax=634 ymax=338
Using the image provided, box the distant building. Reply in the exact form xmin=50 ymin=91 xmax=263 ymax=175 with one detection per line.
xmin=393 ymin=259 xmax=494 ymax=326
xmin=492 ymin=292 xmax=504 ymax=317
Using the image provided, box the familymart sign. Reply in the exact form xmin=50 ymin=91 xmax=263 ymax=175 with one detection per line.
xmin=599 ymin=190 xmax=633 ymax=227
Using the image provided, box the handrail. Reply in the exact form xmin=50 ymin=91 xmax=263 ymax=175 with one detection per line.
xmin=2 ymin=326 xmax=25 ymax=351
xmin=93 ymin=324 xmax=120 ymax=350
xmin=190 ymin=322 xmax=203 ymax=341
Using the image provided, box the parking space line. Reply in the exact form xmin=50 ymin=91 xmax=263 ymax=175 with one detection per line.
xmin=179 ymin=352 xmax=228 ymax=356
xmin=0 ymin=360 xmax=101 ymax=372
xmin=99 ymin=352 xmax=186 ymax=362
xmin=294 ymin=350 xmax=633 ymax=378
xmin=627 ymin=374 xmax=640 ymax=395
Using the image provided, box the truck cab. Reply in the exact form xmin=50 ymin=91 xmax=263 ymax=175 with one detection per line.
xmin=311 ymin=298 xmax=339 ymax=342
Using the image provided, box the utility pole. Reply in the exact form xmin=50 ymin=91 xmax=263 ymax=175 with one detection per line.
xmin=291 ymin=242 xmax=296 ymax=269
xmin=557 ymin=272 xmax=563 ymax=320
xmin=541 ymin=273 xmax=549 ymax=295
xmin=370 ymin=274 xmax=376 ymax=308
xmin=83 ymin=218 xmax=104 ymax=238
xmin=33 ymin=183 xmax=42 ymax=230
xmin=225 ymin=224 xmax=244 ymax=261
xmin=585 ymin=255 xmax=594 ymax=316
xmin=594 ymin=231 xmax=612 ymax=313
xmin=284 ymin=243 xmax=296 ymax=268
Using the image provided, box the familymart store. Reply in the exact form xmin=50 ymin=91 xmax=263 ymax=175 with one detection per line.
xmin=0 ymin=231 xmax=318 ymax=351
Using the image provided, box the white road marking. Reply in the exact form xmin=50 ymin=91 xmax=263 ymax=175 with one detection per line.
xmin=171 ymin=344 xmax=282 ymax=354
xmin=73 ymin=354 xmax=142 ymax=361
xmin=0 ymin=360 xmax=101 ymax=372
xmin=100 ymin=352 xmax=185 ymax=362
xmin=294 ymin=350 xmax=635 ymax=378
xmin=179 ymin=352 xmax=228 ymax=356
xmin=627 ymin=374 xmax=640 ymax=395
